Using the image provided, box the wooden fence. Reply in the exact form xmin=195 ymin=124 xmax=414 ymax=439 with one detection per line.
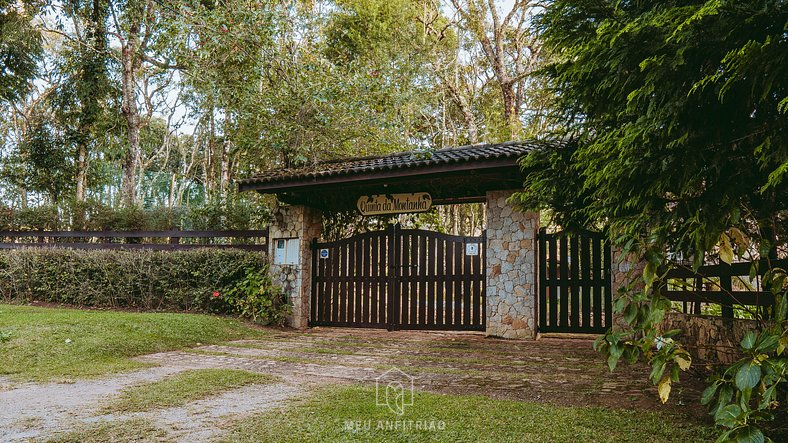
xmin=0 ymin=229 xmax=269 ymax=252
xmin=661 ymin=258 xmax=786 ymax=319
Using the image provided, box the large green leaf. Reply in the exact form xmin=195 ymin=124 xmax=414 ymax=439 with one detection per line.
xmin=734 ymin=426 xmax=765 ymax=443
xmin=735 ymin=362 xmax=761 ymax=391
xmin=701 ymin=382 xmax=719 ymax=405
xmin=715 ymin=404 xmax=742 ymax=428
xmin=740 ymin=331 xmax=757 ymax=351
xmin=755 ymin=334 xmax=779 ymax=353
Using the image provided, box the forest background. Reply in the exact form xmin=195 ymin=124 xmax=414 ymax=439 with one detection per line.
xmin=0 ymin=0 xmax=546 ymax=235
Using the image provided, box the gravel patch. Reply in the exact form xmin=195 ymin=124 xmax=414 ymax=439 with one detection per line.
xmin=0 ymin=367 xmax=183 ymax=442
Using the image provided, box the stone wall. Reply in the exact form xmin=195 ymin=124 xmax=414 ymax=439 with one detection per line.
xmin=268 ymin=204 xmax=322 ymax=329
xmin=609 ymin=248 xmax=646 ymax=330
xmin=661 ymin=311 xmax=758 ymax=365
xmin=485 ymin=190 xmax=539 ymax=339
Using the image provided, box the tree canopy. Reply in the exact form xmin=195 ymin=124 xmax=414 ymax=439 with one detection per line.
xmin=516 ymin=0 xmax=787 ymax=264
xmin=0 ymin=0 xmax=41 ymax=103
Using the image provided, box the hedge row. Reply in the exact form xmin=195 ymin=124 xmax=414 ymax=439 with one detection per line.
xmin=0 ymin=248 xmax=269 ymax=313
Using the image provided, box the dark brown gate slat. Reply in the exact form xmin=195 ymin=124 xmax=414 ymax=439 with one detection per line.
xmin=345 ymin=238 xmax=353 ymax=323
xmin=427 ymin=235 xmax=435 ymax=325
xmin=436 ymin=238 xmax=444 ymax=326
xmin=419 ymin=234 xmax=428 ymax=325
xmin=445 ymin=240 xmax=454 ymax=326
xmin=559 ymin=236 xmax=569 ymax=328
xmin=331 ymin=243 xmax=339 ymax=322
xmin=548 ymin=235 xmax=558 ymax=327
xmin=570 ymin=235 xmax=580 ymax=327
xmin=453 ymin=238 xmax=463 ymax=327
xmin=463 ymin=241 xmax=472 ymax=327
xmin=592 ymin=236 xmax=603 ymax=328
xmin=538 ymin=228 xmax=611 ymax=334
xmin=581 ymin=235 xmax=591 ymax=328
xmin=412 ymin=232 xmax=419 ymax=326
xmin=311 ymin=240 xmax=318 ymax=323
xmin=370 ymin=234 xmax=378 ymax=324
xmin=354 ymin=236 xmax=363 ymax=323
xmin=322 ymin=244 xmax=330 ymax=322
xmin=389 ymin=225 xmax=399 ymax=328
xmin=362 ymin=236 xmax=369 ymax=323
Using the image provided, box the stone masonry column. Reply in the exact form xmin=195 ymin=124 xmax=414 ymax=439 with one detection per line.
xmin=268 ymin=204 xmax=322 ymax=329
xmin=485 ymin=190 xmax=539 ymax=339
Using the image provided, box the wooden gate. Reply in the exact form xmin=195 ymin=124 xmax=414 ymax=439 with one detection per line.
xmin=310 ymin=225 xmax=486 ymax=331
xmin=538 ymin=228 xmax=612 ymax=334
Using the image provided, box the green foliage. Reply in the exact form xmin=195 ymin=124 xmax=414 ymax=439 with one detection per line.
xmin=0 ymin=198 xmax=270 ymax=231
xmin=515 ymin=0 xmax=788 ymax=440
xmin=225 ymin=267 xmax=290 ymax=326
xmin=517 ymin=0 xmax=787 ymax=259
xmin=701 ymin=327 xmax=788 ymax=442
xmin=0 ymin=248 xmax=266 ymax=312
xmin=1 ymin=113 xmax=75 ymax=202
xmin=594 ymin=246 xmax=788 ymax=441
xmin=0 ymin=0 xmax=42 ymax=103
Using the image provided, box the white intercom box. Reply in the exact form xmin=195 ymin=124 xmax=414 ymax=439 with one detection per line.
xmin=273 ymin=238 xmax=300 ymax=265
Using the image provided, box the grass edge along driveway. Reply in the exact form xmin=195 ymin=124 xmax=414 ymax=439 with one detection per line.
xmin=221 ymin=384 xmax=716 ymax=443
xmin=0 ymin=303 xmax=266 ymax=382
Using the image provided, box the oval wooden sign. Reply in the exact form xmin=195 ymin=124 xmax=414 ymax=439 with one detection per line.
xmin=357 ymin=193 xmax=432 ymax=216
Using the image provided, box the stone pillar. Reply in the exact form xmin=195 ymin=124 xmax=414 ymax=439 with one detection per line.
xmin=268 ymin=204 xmax=322 ymax=329
xmin=485 ymin=190 xmax=539 ymax=339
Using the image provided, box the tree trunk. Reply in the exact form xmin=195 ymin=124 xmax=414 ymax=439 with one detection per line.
xmin=502 ymin=83 xmax=519 ymax=139
xmin=168 ymin=173 xmax=176 ymax=208
xmin=220 ymin=139 xmax=230 ymax=197
xmin=75 ymin=143 xmax=87 ymax=201
xmin=120 ymin=24 xmax=141 ymax=207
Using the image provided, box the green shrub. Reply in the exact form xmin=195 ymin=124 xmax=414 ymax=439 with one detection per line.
xmin=226 ymin=268 xmax=290 ymax=326
xmin=0 ymin=248 xmax=285 ymax=318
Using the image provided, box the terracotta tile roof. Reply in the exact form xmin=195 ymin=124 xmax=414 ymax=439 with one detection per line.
xmin=238 ymin=140 xmax=541 ymax=188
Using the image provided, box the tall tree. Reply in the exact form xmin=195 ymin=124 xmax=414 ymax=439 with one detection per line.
xmin=52 ymin=0 xmax=114 ymax=202
xmin=448 ymin=0 xmax=542 ymax=139
xmin=109 ymin=0 xmax=182 ymax=206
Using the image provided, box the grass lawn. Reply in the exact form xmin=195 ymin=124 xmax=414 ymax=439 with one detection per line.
xmin=102 ymin=369 xmax=279 ymax=413
xmin=0 ymin=303 xmax=266 ymax=382
xmin=47 ymin=418 xmax=168 ymax=443
xmin=222 ymin=385 xmax=716 ymax=443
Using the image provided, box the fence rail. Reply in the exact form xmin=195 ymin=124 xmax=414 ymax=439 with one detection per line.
xmin=660 ymin=258 xmax=786 ymax=318
xmin=0 ymin=229 xmax=269 ymax=252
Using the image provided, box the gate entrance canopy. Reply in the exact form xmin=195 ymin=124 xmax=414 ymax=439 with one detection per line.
xmin=238 ymin=140 xmax=551 ymax=339
xmin=237 ymin=141 xmax=546 ymax=210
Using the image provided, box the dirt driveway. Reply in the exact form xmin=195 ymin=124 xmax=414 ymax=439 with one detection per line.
xmin=1 ymin=328 xmax=706 ymax=442
xmin=144 ymin=328 xmax=707 ymax=408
